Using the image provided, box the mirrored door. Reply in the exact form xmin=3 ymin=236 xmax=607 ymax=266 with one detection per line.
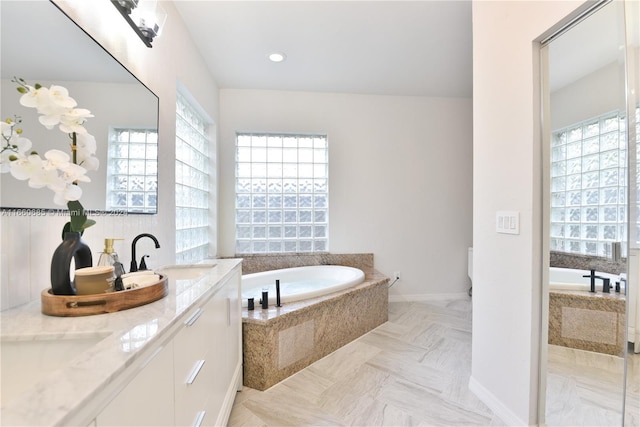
xmin=540 ymin=1 xmax=633 ymax=425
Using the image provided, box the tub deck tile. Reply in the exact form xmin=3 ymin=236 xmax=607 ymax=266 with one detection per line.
xmin=242 ymin=269 xmax=389 ymax=391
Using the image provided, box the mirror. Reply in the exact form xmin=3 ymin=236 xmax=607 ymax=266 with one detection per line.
xmin=541 ymin=1 xmax=639 ymax=425
xmin=0 ymin=1 xmax=159 ymax=213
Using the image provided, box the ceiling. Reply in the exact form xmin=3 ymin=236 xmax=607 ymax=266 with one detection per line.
xmin=173 ymin=1 xmax=473 ymax=98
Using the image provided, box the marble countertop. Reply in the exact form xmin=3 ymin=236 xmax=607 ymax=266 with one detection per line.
xmin=0 ymin=258 xmax=242 ymax=427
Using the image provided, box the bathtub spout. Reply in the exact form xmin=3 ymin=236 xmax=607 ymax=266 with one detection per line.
xmin=582 ymin=269 xmax=597 ymax=293
xmin=596 ymin=276 xmax=611 ymax=293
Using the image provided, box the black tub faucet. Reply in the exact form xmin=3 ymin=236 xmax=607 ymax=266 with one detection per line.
xmin=582 ymin=269 xmax=597 ymax=293
xmin=596 ymin=276 xmax=612 ymax=293
xmin=130 ymin=233 xmax=160 ymax=273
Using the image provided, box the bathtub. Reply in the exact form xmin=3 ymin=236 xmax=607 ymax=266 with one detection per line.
xmin=549 ymin=267 xmax=625 ymax=293
xmin=241 ymin=265 xmax=365 ymax=307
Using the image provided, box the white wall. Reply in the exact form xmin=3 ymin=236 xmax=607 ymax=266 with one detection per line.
xmin=551 ymin=62 xmax=625 ymax=130
xmin=0 ymin=0 xmax=219 ymax=310
xmin=219 ymin=89 xmax=472 ymax=299
xmin=470 ymin=1 xmax=584 ymax=424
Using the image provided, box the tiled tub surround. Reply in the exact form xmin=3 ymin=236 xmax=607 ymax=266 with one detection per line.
xmin=550 ymin=250 xmax=625 ymax=275
xmin=242 ymin=268 xmax=389 ymax=391
xmin=237 ymin=253 xmax=374 ymax=275
xmin=0 ymin=259 xmax=242 ymax=427
xmin=549 ymin=290 xmax=626 ymax=356
xmin=548 ymin=260 xmax=627 ymax=356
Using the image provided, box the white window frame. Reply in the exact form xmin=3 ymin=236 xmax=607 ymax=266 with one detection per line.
xmin=235 ymin=132 xmax=329 ymax=254
xmin=175 ymin=91 xmax=213 ymax=264
xmin=550 ymin=110 xmax=627 ymax=257
xmin=106 ymin=127 xmax=158 ymax=213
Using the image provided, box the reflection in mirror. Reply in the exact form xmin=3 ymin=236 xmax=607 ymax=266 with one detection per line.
xmin=624 ymin=1 xmax=640 ymax=423
xmin=542 ymin=1 xmax=637 ymax=425
xmin=0 ymin=1 xmax=159 ymax=213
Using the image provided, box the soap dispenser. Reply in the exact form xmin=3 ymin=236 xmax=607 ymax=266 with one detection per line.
xmin=97 ymin=238 xmax=123 ymax=267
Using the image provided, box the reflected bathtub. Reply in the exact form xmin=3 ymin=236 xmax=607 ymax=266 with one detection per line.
xmin=549 ymin=267 xmax=625 ymax=292
xmin=241 ymin=265 xmax=365 ymax=307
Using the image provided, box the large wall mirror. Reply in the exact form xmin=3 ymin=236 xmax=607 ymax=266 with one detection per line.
xmin=541 ymin=0 xmax=639 ymax=425
xmin=0 ymin=1 xmax=159 ymax=213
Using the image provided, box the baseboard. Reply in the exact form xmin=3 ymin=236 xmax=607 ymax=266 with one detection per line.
xmin=388 ymin=292 xmax=470 ymax=302
xmin=468 ymin=376 xmax=529 ymax=426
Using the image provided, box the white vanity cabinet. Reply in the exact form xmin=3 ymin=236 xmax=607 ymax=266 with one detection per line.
xmin=95 ymin=266 xmax=242 ymax=427
xmin=96 ymin=341 xmax=175 ymax=426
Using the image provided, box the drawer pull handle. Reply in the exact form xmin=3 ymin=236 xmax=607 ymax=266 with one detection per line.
xmin=194 ymin=411 xmax=206 ymax=427
xmin=142 ymin=346 xmax=163 ymax=369
xmin=226 ymin=297 xmax=231 ymax=326
xmin=185 ymin=308 xmax=204 ymax=326
xmin=187 ymin=359 xmax=205 ymax=385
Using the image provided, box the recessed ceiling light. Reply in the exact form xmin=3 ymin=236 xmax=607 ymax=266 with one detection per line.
xmin=268 ymin=52 xmax=286 ymax=63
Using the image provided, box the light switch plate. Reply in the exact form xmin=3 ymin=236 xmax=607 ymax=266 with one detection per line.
xmin=496 ymin=211 xmax=519 ymax=235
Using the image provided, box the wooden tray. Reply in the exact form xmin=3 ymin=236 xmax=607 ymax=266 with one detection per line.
xmin=41 ymin=275 xmax=168 ymax=317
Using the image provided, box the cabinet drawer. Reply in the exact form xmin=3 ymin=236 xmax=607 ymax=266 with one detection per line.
xmin=174 ymin=352 xmax=215 ymax=426
xmin=96 ymin=342 xmax=174 ymax=426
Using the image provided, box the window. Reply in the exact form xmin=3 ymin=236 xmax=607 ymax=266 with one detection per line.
xmin=550 ymin=111 xmax=627 ymax=256
xmin=175 ymin=92 xmax=212 ymax=263
xmin=106 ymin=128 xmax=158 ymax=213
xmin=235 ymin=133 xmax=328 ymax=254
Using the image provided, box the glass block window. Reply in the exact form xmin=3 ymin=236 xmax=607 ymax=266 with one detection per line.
xmin=106 ymin=128 xmax=158 ymax=213
xmin=550 ymin=111 xmax=628 ymax=257
xmin=235 ymin=133 xmax=329 ymax=254
xmin=175 ymin=92 xmax=211 ymax=263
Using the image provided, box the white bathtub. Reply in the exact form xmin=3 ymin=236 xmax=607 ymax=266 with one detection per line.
xmin=241 ymin=265 xmax=365 ymax=307
xmin=549 ymin=267 xmax=625 ymax=293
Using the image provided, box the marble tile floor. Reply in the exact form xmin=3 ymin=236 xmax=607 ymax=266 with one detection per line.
xmin=229 ymin=299 xmax=507 ymax=426
xmin=545 ymin=343 xmax=640 ymax=426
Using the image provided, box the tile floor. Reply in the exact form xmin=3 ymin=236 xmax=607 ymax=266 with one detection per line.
xmin=229 ymin=300 xmax=505 ymax=426
xmin=229 ymin=299 xmax=639 ymax=426
xmin=546 ymin=343 xmax=640 ymax=426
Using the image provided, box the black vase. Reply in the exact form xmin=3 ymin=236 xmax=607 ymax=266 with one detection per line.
xmin=50 ymin=232 xmax=93 ymax=295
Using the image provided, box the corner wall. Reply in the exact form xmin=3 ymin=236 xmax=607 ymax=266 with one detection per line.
xmin=471 ymin=1 xmax=584 ymax=424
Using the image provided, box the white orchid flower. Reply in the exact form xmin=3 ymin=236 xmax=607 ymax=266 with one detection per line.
xmin=18 ymin=85 xmax=49 ymax=109
xmin=53 ymin=183 xmax=82 ymax=205
xmin=80 ymin=155 xmax=99 ymax=171
xmin=43 ymin=149 xmax=71 ymax=171
xmin=10 ymin=79 xmax=99 ymax=223
xmin=75 ymin=133 xmax=99 ymax=171
xmin=9 ymin=154 xmax=44 ymax=181
xmin=1 ymin=121 xmax=13 ymax=138
xmin=29 ymin=166 xmax=61 ymax=190
xmin=38 ymin=113 xmax=63 ymax=130
xmin=0 ymin=149 xmax=18 ymax=173
xmin=75 ymin=132 xmax=97 ymax=154
xmin=48 ymin=85 xmax=77 ymax=109
xmin=59 ymin=108 xmax=93 ymax=134
xmin=13 ymin=135 xmax=32 ymax=154
xmin=59 ymin=162 xmax=90 ymax=184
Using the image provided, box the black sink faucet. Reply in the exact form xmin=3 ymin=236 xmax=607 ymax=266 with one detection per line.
xmin=582 ymin=269 xmax=597 ymax=293
xmin=130 ymin=233 xmax=160 ymax=273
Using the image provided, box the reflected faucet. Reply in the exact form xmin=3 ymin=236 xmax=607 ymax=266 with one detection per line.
xmin=130 ymin=233 xmax=160 ymax=273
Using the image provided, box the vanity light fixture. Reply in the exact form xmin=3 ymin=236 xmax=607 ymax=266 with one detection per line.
xmin=111 ymin=0 xmax=167 ymax=48
xmin=268 ymin=52 xmax=287 ymax=63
